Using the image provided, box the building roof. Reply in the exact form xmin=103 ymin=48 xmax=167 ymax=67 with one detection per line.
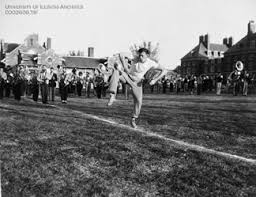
xmin=224 ymin=33 xmax=256 ymax=54
xmin=63 ymin=56 xmax=107 ymax=69
xmin=210 ymin=43 xmax=228 ymax=52
xmin=181 ymin=43 xmax=228 ymax=60
xmin=4 ymin=43 xmax=20 ymax=53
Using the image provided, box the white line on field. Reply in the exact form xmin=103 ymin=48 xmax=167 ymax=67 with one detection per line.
xmin=1 ymin=101 xmax=256 ymax=165
xmin=52 ymin=105 xmax=256 ymax=165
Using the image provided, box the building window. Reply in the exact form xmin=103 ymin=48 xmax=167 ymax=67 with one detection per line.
xmin=210 ymin=65 xmax=215 ymax=73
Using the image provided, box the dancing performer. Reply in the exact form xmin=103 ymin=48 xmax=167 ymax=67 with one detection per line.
xmin=106 ymin=48 xmax=167 ymax=128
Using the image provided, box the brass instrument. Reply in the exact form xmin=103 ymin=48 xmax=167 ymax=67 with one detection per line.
xmin=228 ymin=61 xmax=244 ymax=83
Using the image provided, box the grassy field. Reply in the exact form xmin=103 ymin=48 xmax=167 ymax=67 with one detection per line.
xmin=1 ymin=94 xmax=256 ymax=196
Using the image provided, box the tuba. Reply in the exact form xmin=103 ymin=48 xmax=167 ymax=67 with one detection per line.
xmin=228 ymin=61 xmax=244 ymax=83
xmin=235 ymin=61 xmax=244 ymax=72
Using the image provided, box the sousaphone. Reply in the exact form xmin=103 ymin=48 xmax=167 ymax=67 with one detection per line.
xmin=235 ymin=61 xmax=244 ymax=71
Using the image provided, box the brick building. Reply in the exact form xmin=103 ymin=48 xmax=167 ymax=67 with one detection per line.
xmin=223 ymin=20 xmax=256 ymax=76
xmin=180 ymin=34 xmax=231 ymax=77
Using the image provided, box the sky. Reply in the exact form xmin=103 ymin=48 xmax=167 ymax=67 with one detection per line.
xmin=0 ymin=0 xmax=255 ymax=69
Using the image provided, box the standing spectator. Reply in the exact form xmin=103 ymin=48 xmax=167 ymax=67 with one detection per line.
xmin=76 ymin=71 xmax=84 ymax=97
xmin=197 ymin=75 xmax=203 ymax=95
xmin=228 ymin=67 xmax=243 ymax=96
xmin=184 ymin=76 xmax=188 ymax=92
xmin=5 ymin=68 xmax=13 ymax=98
xmin=242 ymin=71 xmax=250 ymax=96
xmin=31 ymin=71 xmax=39 ymax=102
xmin=0 ymin=67 xmax=7 ymax=99
xmin=94 ymin=70 xmax=104 ymax=99
xmin=84 ymin=72 xmax=92 ymax=98
xmin=209 ymin=76 xmax=213 ymax=92
xmin=194 ymin=76 xmax=198 ymax=95
xmin=37 ymin=65 xmax=51 ymax=104
xmin=176 ymin=78 xmax=182 ymax=94
xmin=162 ymin=76 xmax=167 ymax=93
xmin=59 ymin=68 xmax=69 ymax=104
xmin=56 ymin=65 xmax=63 ymax=90
xmin=169 ymin=80 xmax=174 ymax=92
xmin=216 ymin=73 xmax=223 ymax=95
xmin=13 ymin=65 xmax=24 ymax=101
xmin=188 ymin=76 xmax=195 ymax=95
xmin=49 ymin=67 xmax=58 ymax=101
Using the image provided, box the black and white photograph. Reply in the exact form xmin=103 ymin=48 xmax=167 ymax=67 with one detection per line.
xmin=0 ymin=0 xmax=256 ymax=196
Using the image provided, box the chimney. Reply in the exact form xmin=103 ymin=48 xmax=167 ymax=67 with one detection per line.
xmin=228 ymin=37 xmax=233 ymax=47
xmin=223 ymin=38 xmax=228 ymax=45
xmin=248 ymin=20 xmax=256 ymax=35
xmin=204 ymin=34 xmax=210 ymax=49
xmin=199 ymin=35 xmax=204 ymax=44
xmin=46 ymin=38 xmax=51 ymax=50
xmin=88 ymin=47 xmax=94 ymax=57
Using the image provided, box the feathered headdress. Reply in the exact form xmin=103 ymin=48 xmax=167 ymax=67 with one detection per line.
xmin=130 ymin=41 xmax=160 ymax=63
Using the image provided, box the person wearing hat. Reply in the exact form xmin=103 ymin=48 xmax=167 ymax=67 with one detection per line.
xmin=5 ymin=68 xmax=13 ymax=98
xmin=93 ymin=69 xmax=104 ymax=99
xmin=0 ymin=67 xmax=7 ymax=99
xmin=30 ymin=70 xmax=39 ymax=102
xmin=37 ymin=65 xmax=51 ymax=104
xmin=59 ymin=67 xmax=71 ymax=103
xmin=106 ymin=48 xmax=167 ymax=128
xmin=48 ymin=67 xmax=58 ymax=101
xmin=228 ymin=61 xmax=244 ymax=96
xmin=76 ymin=71 xmax=84 ymax=96
xmin=84 ymin=72 xmax=93 ymax=98
xmin=242 ymin=71 xmax=251 ymax=96
xmin=13 ymin=65 xmax=25 ymax=101
xmin=70 ymin=68 xmax=77 ymax=95
xmin=216 ymin=72 xmax=223 ymax=95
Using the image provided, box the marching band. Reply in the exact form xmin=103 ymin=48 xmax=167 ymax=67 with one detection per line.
xmin=0 ymin=59 xmax=255 ymax=104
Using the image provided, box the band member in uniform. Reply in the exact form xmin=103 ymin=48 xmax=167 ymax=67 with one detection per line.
xmin=5 ymin=68 xmax=13 ymax=98
xmin=31 ymin=70 xmax=39 ymax=102
xmin=0 ymin=67 xmax=7 ymax=99
xmin=59 ymin=67 xmax=74 ymax=104
xmin=228 ymin=61 xmax=244 ymax=96
xmin=84 ymin=72 xmax=93 ymax=98
xmin=106 ymin=48 xmax=167 ymax=128
xmin=98 ymin=63 xmax=112 ymax=98
xmin=94 ymin=69 xmax=104 ymax=99
xmin=37 ymin=65 xmax=51 ymax=104
xmin=13 ymin=65 xmax=25 ymax=101
xmin=48 ymin=67 xmax=58 ymax=102
xmin=242 ymin=71 xmax=250 ymax=96
xmin=76 ymin=71 xmax=84 ymax=97
xmin=70 ymin=68 xmax=77 ymax=95
xmin=216 ymin=72 xmax=223 ymax=95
